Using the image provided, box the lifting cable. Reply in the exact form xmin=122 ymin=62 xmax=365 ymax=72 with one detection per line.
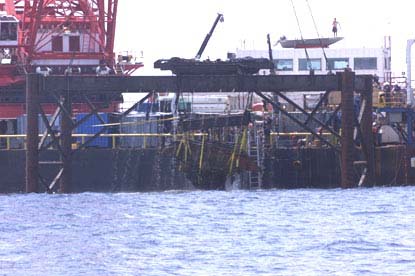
xmin=176 ymin=132 xmax=191 ymax=162
xmin=199 ymin=133 xmax=205 ymax=173
xmin=305 ymin=0 xmax=329 ymax=66
xmin=236 ymin=127 xmax=248 ymax=168
xmin=228 ymin=132 xmax=239 ymax=175
xmin=290 ymin=0 xmax=311 ymax=71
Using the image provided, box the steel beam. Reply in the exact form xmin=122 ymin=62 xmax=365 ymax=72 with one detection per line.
xmin=60 ymin=94 xmax=72 ymax=193
xmin=359 ymin=78 xmax=375 ymax=186
xmin=255 ymin=91 xmax=338 ymax=152
xmin=304 ymin=90 xmax=330 ymax=125
xmin=4 ymin=73 xmax=372 ymax=102
xmin=38 ymin=106 xmax=63 ymax=153
xmin=41 ymin=74 xmax=372 ymax=93
xmin=38 ymin=105 xmax=61 ymax=150
xmin=275 ymin=91 xmax=340 ymax=139
xmin=25 ymin=71 xmax=374 ymax=193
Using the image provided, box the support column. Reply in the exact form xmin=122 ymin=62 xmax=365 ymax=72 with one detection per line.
xmin=360 ymin=79 xmax=376 ymax=186
xmin=341 ymin=69 xmax=355 ymax=188
xmin=26 ymin=74 xmax=40 ymax=193
xmin=60 ymin=93 xmax=72 ymax=193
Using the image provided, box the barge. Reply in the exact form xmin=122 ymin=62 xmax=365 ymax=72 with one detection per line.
xmin=0 ymin=143 xmax=411 ymax=193
xmin=0 ymin=1 xmax=413 ymax=193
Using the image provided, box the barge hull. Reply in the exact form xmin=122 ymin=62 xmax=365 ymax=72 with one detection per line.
xmin=0 ymin=145 xmax=412 ymax=193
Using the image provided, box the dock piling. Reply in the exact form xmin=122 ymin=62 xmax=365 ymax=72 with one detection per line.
xmin=341 ymin=69 xmax=355 ymax=188
xmin=59 ymin=91 xmax=73 ymax=193
xmin=26 ymin=74 xmax=40 ymax=193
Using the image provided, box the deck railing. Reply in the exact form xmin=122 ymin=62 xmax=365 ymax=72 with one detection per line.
xmin=0 ymin=132 xmax=337 ymax=150
xmin=0 ymin=133 xmax=207 ymax=150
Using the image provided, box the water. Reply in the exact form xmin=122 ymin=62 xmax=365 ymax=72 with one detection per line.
xmin=1 ymin=187 xmax=415 ymax=276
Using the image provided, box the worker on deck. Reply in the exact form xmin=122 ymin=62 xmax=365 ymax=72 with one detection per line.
xmin=332 ymin=18 xmax=340 ymax=37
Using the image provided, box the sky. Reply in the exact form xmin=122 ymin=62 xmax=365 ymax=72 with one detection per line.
xmin=114 ymin=0 xmax=415 ymax=76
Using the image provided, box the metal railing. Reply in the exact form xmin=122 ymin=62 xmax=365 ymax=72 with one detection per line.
xmin=0 ymin=133 xmax=208 ymax=150
xmin=270 ymin=132 xmax=336 ymax=148
xmin=0 ymin=132 xmax=337 ymax=151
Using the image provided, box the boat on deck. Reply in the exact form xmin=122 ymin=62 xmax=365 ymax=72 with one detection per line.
xmin=279 ymin=37 xmax=344 ymax=48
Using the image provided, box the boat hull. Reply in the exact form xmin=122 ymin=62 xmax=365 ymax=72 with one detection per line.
xmin=280 ymin=37 xmax=343 ymax=48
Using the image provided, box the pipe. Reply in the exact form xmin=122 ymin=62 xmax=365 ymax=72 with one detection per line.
xmin=406 ymin=39 xmax=415 ymax=107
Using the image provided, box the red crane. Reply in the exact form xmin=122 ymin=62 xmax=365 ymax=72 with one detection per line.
xmin=0 ymin=0 xmax=142 ymax=118
xmin=0 ymin=0 xmax=142 ymax=87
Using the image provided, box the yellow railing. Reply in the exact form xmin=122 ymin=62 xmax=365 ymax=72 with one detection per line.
xmin=270 ymin=131 xmax=336 ymax=148
xmin=0 ymin=133 xmax=208 ymax=150
xmin=375 ymin=93 xmax=406 ymax=108
xmin=0 ymin=132 xmax=336 ymax=150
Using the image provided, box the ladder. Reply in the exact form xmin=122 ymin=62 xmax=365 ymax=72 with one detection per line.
xmin=248 ymin=121 xmax=263 ymax=189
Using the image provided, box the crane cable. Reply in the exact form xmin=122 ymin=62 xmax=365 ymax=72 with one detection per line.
xmin=305 ymin=0 xmax=329 ymax=67
xmin=290 ymin=0 xmax=312 ymax=71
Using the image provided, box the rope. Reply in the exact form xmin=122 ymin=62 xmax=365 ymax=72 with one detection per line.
xmin=290 ymin=0 xmax=311 ymax=70
xmin=236 ymin=128 xmax=248 ymax=168
xmin=176 ymin=132 xmax=192 ymax=163
xmin=228 ymin=132 xmax=240 ymax=175
xmin=305 ymin=0 xmax=329 ymax=66
xmin=199 ymin=133 xmax=205 ymax=172
xmin=93 ymin=116 xmax=178 ymax=127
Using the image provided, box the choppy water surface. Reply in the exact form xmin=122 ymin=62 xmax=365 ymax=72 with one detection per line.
xmin=1 ymin=187 xmax=415 ymax=275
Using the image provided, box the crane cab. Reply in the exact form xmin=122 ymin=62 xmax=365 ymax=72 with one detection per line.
xmin=0 ymin=13 xmax=18 ymax=47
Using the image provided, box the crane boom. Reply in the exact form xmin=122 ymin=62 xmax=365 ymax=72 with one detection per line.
xmin=195 ymin=13 xmax=224 ymax=60
xmin=0 ymin=0 xmax=140 ymax=80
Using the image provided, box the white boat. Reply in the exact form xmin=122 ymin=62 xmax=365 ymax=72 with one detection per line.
xmin=279 ymin=37 xmax=344 ymax=48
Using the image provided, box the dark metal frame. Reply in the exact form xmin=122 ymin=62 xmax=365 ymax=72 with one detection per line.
xmin=26 ymin=72 xmax=374 ymax=192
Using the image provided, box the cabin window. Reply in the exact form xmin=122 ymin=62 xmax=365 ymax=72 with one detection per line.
xmin=354 ymin=57 xmax=377 ymax=70
xmin=0 ymin=22 xmax=17 ymax=41
xmin=299 ymin=58 xmax=321 ymax=71
xmin=51 ymin=36 xmax=63 ymax=52
xmin=327 ymin=58 xmax=349 ymax=70
xmin=274 ymin=59 xmax=293 ymax=71
xmin=69 ymin=36 xmax=80 ymax=52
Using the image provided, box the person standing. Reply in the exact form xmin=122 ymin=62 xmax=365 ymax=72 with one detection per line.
xmin=332 ymin=18 xmax=340 ymax=37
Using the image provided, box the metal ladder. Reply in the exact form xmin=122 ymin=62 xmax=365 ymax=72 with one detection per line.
xmin=248 ymin=121 xmax=263 ymax=189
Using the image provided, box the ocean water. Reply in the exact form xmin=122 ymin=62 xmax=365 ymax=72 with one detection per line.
xmin=1 ymin=187 xmax=415 ymax=276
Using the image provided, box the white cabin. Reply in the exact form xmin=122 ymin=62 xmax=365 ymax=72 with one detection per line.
xmin=236 ymin=45 xmax=391 ymax=82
